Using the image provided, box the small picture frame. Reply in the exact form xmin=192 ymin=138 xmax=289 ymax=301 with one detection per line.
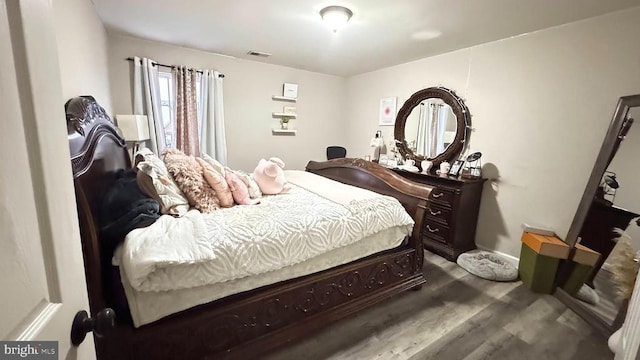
xmin=283 ymin=106 xmax=297 ymax=115
xmin=283 ymin=83 xmax=299 ymax=99
xmin=448 ymin=160 xmax=465 ymax=177
xmin=379 ymin=97 xmax=397 ymax=126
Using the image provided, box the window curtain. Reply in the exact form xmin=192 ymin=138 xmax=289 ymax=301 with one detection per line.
xmin=198 ymin=70 xmax=227 ymax=164
xmin=416 ymin=103 xmax=428 ymax=156
xmin=427 ymin=103 xmax=447 ymax=158
xmin=133 ymin=56 xmax=165 ymax=154
xmin=173 ymin=66 xmax=200 ymax=156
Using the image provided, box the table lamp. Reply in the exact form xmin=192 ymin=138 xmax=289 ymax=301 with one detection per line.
xmin=115 ymin=115 xmax=150 ymax=154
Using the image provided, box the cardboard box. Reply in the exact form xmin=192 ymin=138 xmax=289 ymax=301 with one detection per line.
xmin=561 ymin=243 xmax=601 ymax=295
xmin=519 ymin=232 xmax=570 ymax=293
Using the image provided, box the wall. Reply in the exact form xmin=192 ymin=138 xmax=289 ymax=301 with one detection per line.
xmin=608 ymin=106 xmax=640 ymax=250
xmin=53 ymin=0 xmax=112 ymax=114
xmin=345 ymin=7 xmax=640 ymax=257
xmin=107 ymin=33 xmax=347 ymax=172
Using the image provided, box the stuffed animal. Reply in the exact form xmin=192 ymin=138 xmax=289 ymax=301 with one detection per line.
xmin=252 ymin=157 xmax=290 ymax=195
xmin=225 ymin=171 xmax=259 ymax=205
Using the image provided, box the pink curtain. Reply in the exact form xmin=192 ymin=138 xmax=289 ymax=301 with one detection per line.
xmin=173 ymin=66 xmax=200 ymax=156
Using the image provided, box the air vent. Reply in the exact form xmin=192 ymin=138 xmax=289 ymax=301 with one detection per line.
xmin=247 ymin=50 xmax=272 ymax=57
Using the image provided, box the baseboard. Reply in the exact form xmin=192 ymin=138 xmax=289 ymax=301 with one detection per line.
xmin=476 ymin=245 xmax=520 ymax=268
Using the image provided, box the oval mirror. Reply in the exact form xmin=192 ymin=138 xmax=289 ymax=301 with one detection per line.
xmin=394 ymin=87 xmax=471 ymax=172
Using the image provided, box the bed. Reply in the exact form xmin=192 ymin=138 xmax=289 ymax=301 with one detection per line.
xmin=66 ymin=96 xmax=431 ymax=359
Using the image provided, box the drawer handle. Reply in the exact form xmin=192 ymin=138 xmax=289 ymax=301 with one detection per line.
xmin=426 ymin=225 xmax=439 ymax=233
xmin=432 ymin=192 xmax=444 ymax=198
xmin=428 ymin=208 xmax=442 ymax=216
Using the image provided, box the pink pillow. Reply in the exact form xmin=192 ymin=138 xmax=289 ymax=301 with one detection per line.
xmin=162 ymin=148 xmax=219 ymax=213
xmin=225 ymin=171 xmax=259 ymax=205
xmin=196 ymin=157 xmax=233 ymax=208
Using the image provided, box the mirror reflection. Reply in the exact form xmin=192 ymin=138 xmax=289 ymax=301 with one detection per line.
xmin=565 ymin=104 xmax=640 ymax=336
xmin=404 ymin=99 xmax=458 ymax=159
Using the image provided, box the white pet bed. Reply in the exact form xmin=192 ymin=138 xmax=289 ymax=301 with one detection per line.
xmin=457 ymin=250 xmax=518 ymax=281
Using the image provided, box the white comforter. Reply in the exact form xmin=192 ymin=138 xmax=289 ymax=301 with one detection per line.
xmin=120 ymin=170 xmax=414 ymax=292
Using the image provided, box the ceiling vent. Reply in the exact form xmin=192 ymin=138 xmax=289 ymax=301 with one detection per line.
xmin=247 ymin=50 xmax=272 ymax=57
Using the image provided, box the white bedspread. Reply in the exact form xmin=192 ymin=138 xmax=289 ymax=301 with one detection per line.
xmin=120 ymin=170 xmax=414 ymax=293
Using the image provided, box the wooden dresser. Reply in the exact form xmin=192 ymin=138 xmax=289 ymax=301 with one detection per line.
xmin=393 ymin=169 xmax=485 ymax=261
xmin=579 ymin=199 xmax=639 ymax=287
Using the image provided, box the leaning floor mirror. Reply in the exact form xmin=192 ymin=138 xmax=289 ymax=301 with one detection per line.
xmin=557 ymin=94 xmax=640 ymax=338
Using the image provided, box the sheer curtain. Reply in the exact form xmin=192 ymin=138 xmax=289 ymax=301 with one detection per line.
xmin=133 ymin=56 xmax=166 ymax=154
xmin=427 ymin=103 xmax=447 ymax=157
xmin=416 ymin=103 xmax=428 ymax=156
xmin=198 ymin=70 xmax=227 ymax=164
xmin=173 ymin=66 xmax=200 ymax=156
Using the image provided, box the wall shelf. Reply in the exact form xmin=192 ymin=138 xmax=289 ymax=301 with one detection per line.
xmin=272 ymin=129 xmax=297 ymax=136
xmin=272 ymin=112 xmax=297 ymax=118
xmin=272 ymin=95 xmax=297 ymax=102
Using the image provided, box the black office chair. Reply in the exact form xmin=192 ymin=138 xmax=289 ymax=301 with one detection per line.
xmin=326 ymin=146 xmax=347 ymax=160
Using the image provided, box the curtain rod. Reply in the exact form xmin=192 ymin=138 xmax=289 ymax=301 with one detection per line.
xmin=125 ymin=57 xmax=225 ymax=78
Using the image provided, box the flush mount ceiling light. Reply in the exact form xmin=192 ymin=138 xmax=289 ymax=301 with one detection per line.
xmin=320 ymin=5 xmax=353 ymax=33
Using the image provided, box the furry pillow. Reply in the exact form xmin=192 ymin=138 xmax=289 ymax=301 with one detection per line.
xmin=196 ymin=157 xmax=234 ymax=208
xmin=135 ymin=148 xmax=189 ymax=217
xmin=456 ymin=250 xmax=518 ymax=282
xmin=162 ymin=148 xmax=219 ymax=213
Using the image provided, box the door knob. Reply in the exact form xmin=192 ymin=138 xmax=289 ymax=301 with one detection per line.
xmin=70 ymin=308 xmax=115 ymax=346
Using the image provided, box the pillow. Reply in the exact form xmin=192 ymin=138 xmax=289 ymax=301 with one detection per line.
xmin=162 ymin=148 xmax=219 ymax=213
xmin=231 ymin=170 xmax=262 ymax=199
xmin=135 ymin=148 xmax=189 ymax=217
xmin=225 ymin=171 xmax=259 ymax=205
xmin=201 ymin=153 xmax=226 ymax=177
xmin=196 ymin=157 xmax=234 ymax=208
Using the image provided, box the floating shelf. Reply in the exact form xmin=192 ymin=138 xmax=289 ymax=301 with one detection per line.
xmin=272 ymin=112 xmax=297 ymax=118
xmin=272 ymin=129 xmax=297 ymax=136
xmin=272 ymin=95 xmax=297 ymax=102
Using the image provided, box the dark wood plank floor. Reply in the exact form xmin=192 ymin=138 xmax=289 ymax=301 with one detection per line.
xmin=265 ymin=251 xmax=613 ymax=360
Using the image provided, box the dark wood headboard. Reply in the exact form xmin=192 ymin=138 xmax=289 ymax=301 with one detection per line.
xmin=66 ymin=96 xmax=130 ymax=313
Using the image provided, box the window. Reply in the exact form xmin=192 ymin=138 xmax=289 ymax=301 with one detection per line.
xmin=158 ymin=71 xmax=175 ymax=148
xmin=157 ymin=70 xmax=202 ymax=149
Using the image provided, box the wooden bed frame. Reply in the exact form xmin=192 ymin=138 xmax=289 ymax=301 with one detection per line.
xmin=66 ymin=96 xmax=431 ymax=359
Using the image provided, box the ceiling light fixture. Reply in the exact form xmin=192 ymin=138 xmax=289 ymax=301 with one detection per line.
xmin=320 ymin=5 xmax=353 ymax=33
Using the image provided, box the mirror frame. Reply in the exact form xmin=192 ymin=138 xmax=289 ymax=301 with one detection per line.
xmin=564 ymin=94 xmax=640 ymax=248
xmin=394 ymin=86 xmax=471 ymax=171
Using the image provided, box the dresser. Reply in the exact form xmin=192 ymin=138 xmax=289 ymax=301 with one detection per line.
xmin=579 ymin=199 xmax=639 ymax=287
xmin=393 ymin=169 xmax=485 ymax=261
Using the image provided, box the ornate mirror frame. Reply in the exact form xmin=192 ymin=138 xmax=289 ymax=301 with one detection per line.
xmin=394 ymin=86 xmax=471 ymax=171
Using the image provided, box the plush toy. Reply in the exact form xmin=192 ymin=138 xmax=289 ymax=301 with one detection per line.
xmin=252 ymin=157 xmax=290 ymax=195
xmin=225 ymin=171 xmax=259 ymax=205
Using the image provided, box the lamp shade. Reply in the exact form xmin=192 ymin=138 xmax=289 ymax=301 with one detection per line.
xmin=116 ymin=115 xmax=150 ymax=141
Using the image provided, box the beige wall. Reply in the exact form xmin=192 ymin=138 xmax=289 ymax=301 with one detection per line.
xmin=345 ymin=8 xmax=640 ymax=257
xmin=107 ymin=32 xmax=347 ymax=172
xmin=53 ymin=0 xmax=112 ymax=113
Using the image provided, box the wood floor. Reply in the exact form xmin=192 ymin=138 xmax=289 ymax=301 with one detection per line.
xmin=265 ymin=251 xmax=613 ymax=360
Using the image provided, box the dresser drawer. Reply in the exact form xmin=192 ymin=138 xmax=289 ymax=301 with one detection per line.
xmin=422 ymin=219 xmax=450 ymax=244
xmin=429 ymin=187 xmax=455 ymax=206
xmin=425 ymin=203 xmax=451 ymax=225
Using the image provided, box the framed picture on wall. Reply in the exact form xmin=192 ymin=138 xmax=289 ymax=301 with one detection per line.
xmin=379 ymin=97 xmax=397 ymax=126
xmin=283 ymin=83 xmax=299 ymax=99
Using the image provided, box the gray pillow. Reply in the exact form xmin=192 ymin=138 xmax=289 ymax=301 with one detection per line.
xmin=456 ymin=250 xmax=518 ymax=281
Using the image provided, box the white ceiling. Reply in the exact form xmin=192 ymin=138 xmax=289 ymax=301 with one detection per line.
xmin=94 ymin=0 xmax=640 ymax=77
